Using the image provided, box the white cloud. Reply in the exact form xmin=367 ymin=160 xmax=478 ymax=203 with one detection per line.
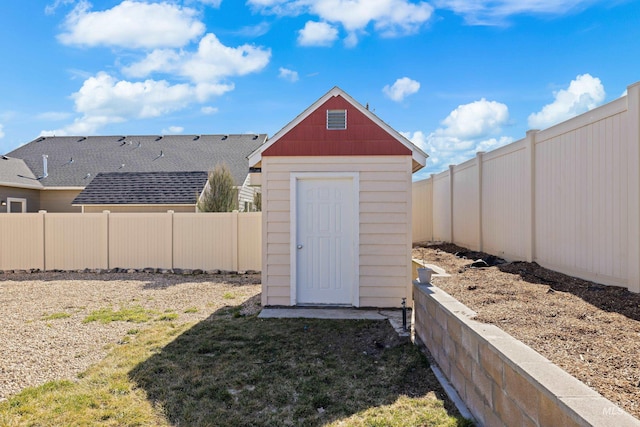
xmin=383 ymin=77 xmax=420 ymax=102
xmin=0 ymin=124 xmax=4 ymax=139
xmin=442 ymin=98 xmax=509 ymax=140
xmin=201 ymin=106 xmax=219 ymax=114
xmin=123 ymin=34 xmax=271 ymax=84
xmin=403 ymin=98 xmax=511 ymax=174
xmin=297 ymin=21 xmax=339 ymax=46
xmin=181 ymin=34 xmax=271 ymax=83
xmin=58 ymin=1 xmax=205 ymax=49
xmin=279 ymin=67 xmax=299 ymax=82
xmin=43 ymin=72 xmax=234 ymax=135
xmin=435 ymin=0 xmax=599 ymax=25
xmin=528 ymin=74 xmax=605 ymax=129
xmin=250 ymin=0 xmax=434 ymax=45
xmin=162 ymin=126 xmax=184 ymax=134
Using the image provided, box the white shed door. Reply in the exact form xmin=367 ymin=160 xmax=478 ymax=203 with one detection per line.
xmin=296 ymin=178 xmax=355 ymax=305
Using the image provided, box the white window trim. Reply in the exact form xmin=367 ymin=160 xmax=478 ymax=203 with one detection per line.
xmin=289 ymin=172 xmax=360 ymax=307
xmin=7 ymin=197 xmax=27 ymax=213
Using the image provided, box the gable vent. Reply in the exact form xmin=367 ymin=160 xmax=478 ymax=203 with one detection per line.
xmin=327 ymin=109 xmax=347 ymax=130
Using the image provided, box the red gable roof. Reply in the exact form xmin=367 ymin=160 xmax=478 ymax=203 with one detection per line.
xmin=262 ymin=94 xmax=412 ymax=157
xmin=248 ymin=87 xmax=427 ymax=172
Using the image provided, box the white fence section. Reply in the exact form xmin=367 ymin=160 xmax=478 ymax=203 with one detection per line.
xmin=0 ymin=211 xmax=261 ymax=272
xmin=413 ymin=81 xmax=640 ymax=293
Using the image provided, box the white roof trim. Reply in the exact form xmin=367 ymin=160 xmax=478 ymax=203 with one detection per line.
xmin=0 ymin=180 xmax=44 ymax=190
xmin=248 ymin=86 xmax=428 ymax=170
xmin=41 ymin=186 xmax=85 ymax=191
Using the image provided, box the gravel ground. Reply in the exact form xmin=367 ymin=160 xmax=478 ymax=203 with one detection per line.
xmin=0 ymin=272 xmax=261 ymax=401
xmin=414 ymin=243 xmax=640 ymax=419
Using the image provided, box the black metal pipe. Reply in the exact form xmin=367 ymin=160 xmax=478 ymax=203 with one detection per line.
xmin=402 ymin=298 xmax=407 ymax=331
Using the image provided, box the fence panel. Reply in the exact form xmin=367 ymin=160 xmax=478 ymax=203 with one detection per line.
xmin=412 ymin=178 xmax=432 ymax=242
xmin=45 ymin=213 xmax=108 ymax=270
xmin=109 ymin=213 xmax=173 ymax=269
xmin=452 ymin=159 xmax=479 ymax=251
xmin=238 ymin=212 xmax=262 ymax=271
xmin=0 ymin=213 xmax=43 ymax=270
xmin=173 ymin=212 xmax=236 ymax=271
xmin=431 ymin=171 xmax=451 ymax=242
xmin=534 ymin=108 xmax=629 ymax=286
xmin=481 ymin=140 xmax=529 ymax=261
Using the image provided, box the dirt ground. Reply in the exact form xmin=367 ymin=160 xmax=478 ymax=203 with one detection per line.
xmin=413 ymin=243 xmax=640 ymax=419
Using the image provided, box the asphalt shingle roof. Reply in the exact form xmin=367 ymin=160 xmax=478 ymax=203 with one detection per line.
xmin=72 ymin=171 xmax=209 ymax=205
xmin=6 ymin=134 xmax=266 ymax=188
xmin=0 ymin=156 xmax=43 ymax=189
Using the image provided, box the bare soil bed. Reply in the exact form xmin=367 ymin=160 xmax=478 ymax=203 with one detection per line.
xmin=0 ymin=272 xmax=261 ymax=401
xmin=413 ymin=243 xmax=640 ymax=419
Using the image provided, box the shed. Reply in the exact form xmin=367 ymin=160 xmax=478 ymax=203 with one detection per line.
xmin=248 ymin=87 xmax=427 ymax=308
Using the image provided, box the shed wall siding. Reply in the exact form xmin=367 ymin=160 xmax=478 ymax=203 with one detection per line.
xmin=262 ymin=156 xmax=412 ymax=307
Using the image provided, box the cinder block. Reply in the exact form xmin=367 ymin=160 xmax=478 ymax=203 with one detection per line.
xmin=442 ymin=333 xmax=456 ymax=358
xmin=431 ymin=322 xmax=443 ymax=348
xmin=538 ymin=392 xmax=577 ymax=427
xmin=479 ymin=341 xmax=504 ymax=388
xmin=494 ymin=389 xmax=524 ymax=426
xmin=446 ymin=314 xmax=463 ymax=344
xmin=481 ymin=407 xmax=504 ymax=427
xmin=449 ymin=363 xmax=467 ymax=400
xmin=504 ymin=363 xmax=540 ymax=422
xmin=426 ymin=297 xmax=438 ymax=320
xmin=438 ymin=351 xmax=451 ymax=377
xmin=435 ymin=304 xmax=448 ymax=330
xmin=471 ymin=363 xmax=493 ymax=406
xmin=460 ymin=326 xmax=480 ymax=363
xmin=454 ymin=344 xmax=474 ymax=380
xmin=464 ymin=385 xmax=487 ymax=426
xmin=521 ymin=414 xmax=537 ymax=427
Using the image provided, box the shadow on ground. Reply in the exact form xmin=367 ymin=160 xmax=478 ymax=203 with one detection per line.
xmin=427 ymin=242 xmax=640 ymax=323
xmin=128 ymin=297 xmax=465 ymax=426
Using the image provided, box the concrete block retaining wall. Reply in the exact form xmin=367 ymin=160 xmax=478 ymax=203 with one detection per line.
xmin=413 ymin=283 xmax=640 ymax=427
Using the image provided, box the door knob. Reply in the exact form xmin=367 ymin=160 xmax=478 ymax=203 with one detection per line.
xmin=297 ymin=244 xmax=303 ymax=249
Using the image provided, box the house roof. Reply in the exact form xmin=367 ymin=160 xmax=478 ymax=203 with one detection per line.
xmin=0 ymin=156 xmax=44 ymax=189
xmin=6 ymin=134 xmax=267 ymax=188
xmin=72 ymin=171 xmax=209 ymax=206
xmin=248 ymin=87 xmax=428 ymax=172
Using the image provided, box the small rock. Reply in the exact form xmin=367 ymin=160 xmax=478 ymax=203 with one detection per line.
xmin=193 ymin=269 xmax=203 ymax=275
xmin=469 ymin=259 xmax=489 ymax=268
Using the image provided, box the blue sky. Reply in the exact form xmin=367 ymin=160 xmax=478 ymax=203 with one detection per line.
xmin=1 ymin=0 xmax=639 ymax=179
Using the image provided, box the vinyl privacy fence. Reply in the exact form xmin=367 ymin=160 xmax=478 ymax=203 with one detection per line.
xmin=0 ymin=211 xmax=261 ymax=272
xmin=413 ymin=81 xmax=640 ymax=293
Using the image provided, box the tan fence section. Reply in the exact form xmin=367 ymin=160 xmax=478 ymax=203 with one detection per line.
xmin=413 ymin=81 xmax=640 ymax=293
xmin=109 ymin=213 xmax=173 ymax=270
xmin=45 ymin=213 xmax=108 ymax=270
xmin=0 ymin=213 xmax=44 ymax=270
xmin=0 ymin=211 xmax=261 ymax=272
